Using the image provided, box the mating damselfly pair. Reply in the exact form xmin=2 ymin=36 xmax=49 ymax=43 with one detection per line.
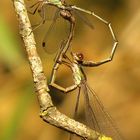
xmin=28 ymin=0 xmax=123 ymax=140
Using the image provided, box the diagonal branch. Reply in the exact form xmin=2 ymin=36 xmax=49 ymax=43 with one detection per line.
xmin=12 ymin=0 xmax=111 ymax=140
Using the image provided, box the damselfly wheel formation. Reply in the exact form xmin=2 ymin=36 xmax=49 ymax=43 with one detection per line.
xmin=28 ymin=1 xmax=123 ymax=140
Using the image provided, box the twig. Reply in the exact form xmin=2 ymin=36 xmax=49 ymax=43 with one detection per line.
xmin=12 ymin=0 xmax=109 ymax=139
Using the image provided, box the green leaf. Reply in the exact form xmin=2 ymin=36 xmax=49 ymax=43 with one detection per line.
xmin=0 ymin=14 xmax=23 ymax=67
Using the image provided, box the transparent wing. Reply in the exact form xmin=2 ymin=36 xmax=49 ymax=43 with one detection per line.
xmin=42 ymin=9 xmax=60 ymax=54
xmin=69 ymin=87 xmax=81 ymax=140
xmin=82 ymin=84 xmax=101 ymax=137
xmin=73 ymin=87 xmax=81 ymax=118
xmin=28 ymin=1 xmax=41 ymax=15
xmin=82 ymin=83 xmax=123 ymax=140
xmin=73 ymin=9 xmax=94 ymax=29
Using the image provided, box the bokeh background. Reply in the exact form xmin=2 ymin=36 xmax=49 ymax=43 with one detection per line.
xmin=0 ymin=0 xmax=140 ymax=140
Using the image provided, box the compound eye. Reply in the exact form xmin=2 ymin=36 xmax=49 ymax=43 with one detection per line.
xmin=77 ymin=53 xmax=84 ymax=61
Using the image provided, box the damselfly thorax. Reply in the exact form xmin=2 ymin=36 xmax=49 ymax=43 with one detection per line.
xmin=71 ymin=63 xmax=86 ymax=86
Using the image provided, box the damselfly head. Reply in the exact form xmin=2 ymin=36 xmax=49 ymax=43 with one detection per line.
xmin=71 ymin=52 xmax=84 ymax=62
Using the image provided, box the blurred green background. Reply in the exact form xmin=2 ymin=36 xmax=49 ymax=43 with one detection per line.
xmin=0 ymin=0 xmax=140 ymax=140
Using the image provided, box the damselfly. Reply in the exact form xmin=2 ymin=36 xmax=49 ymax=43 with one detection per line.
xmin=28 ymin=0 xmax=115 ymax=54
xmin=48 ymin=34 xmax=123 ymax=140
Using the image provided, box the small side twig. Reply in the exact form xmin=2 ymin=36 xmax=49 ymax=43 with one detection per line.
xmin=12 ymin=0 xmax=106 ymax=139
